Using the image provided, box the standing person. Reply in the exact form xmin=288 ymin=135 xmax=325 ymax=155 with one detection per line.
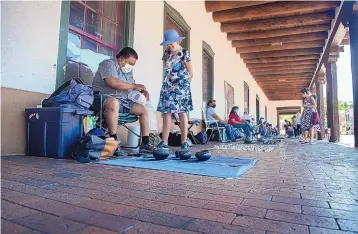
xmin=296 ymin=112 xmax=302 ymax=139
xmin=157 ymin=29 xmax=194 ymax=152
xmin=292 ymin=115 xmax=298 ymax=138
xmin=300 ymin=88 xmax=317 ymax=144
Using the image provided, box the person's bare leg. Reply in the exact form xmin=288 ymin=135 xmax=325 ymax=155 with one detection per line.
xmin=303 ymin=130 xmax=308 ymax=143
xmin=179 ymin=112 xmax=188 ymax=144
xmin=162 ymin=113 xmax=172 ymax=144
xmin=104 ymin=97 xmax=119 ymax=136
xmin=309 ymin=127 xmax=314 ymax=143
xmin=130 ymin=104 xmax=149 ymax=136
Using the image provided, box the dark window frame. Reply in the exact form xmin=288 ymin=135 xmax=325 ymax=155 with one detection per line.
xmin=56 ymin=0 xmax=135 ymax=87
xmin=163 ymin=1 xmax=191 ymax=51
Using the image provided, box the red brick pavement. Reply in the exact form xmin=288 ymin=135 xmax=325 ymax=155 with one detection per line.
xmin=1 ymin=139 xmax=358 ymax=233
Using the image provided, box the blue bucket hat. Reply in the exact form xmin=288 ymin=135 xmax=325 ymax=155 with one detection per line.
xmin=160 ymin=29 xmax=185 ymax=46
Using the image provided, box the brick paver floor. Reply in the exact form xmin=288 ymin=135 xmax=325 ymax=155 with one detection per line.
xmin=1 ymin=139 xmax=358 ymax=234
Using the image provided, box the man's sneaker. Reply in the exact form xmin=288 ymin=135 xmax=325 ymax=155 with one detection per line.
xmin=113 ymin=149 xmax=125 ymax=157
xmin=157 ymin=141 xmax=169 ymax=151
xmin=139 ymin=143 xmax=156 ymax=154
xmin=180 ymin=141 xmax=189 ymax=151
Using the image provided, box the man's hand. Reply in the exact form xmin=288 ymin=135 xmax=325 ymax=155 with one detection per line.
xmin=134 ymin=84 xmax=146 ymax=92
xmin=141 ymin=89 xmax=150 ymax=101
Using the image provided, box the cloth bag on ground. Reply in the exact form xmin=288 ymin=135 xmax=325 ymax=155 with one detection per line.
xmin=75 ymin=128 xmax=119 ymax=163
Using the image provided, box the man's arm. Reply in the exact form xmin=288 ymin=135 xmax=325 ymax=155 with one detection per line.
xmin=105 ymin=77 xmax=137 ymax=91
xmin=212 ymin=113 xmax=227 ymax=125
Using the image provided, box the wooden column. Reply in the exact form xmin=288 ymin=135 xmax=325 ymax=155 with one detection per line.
xmin=315 ymin=73 xmax=326 ymax=140
xmin=349 ymin=11 xmax=358 ymax=147
xmin=325 ymin=57 xmax=340 ymax=142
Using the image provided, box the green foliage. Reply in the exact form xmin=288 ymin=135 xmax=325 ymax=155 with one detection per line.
xmin=338 ymin=101 xmax=353 ymax=111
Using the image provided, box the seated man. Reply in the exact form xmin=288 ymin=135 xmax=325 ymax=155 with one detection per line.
xmin=228 ymin=106 xmax=255 ymax=140
xmin=206 ymin=100 xmax=237 ymax=142
xmin=93 ymin=47 xmax=155 ymax=154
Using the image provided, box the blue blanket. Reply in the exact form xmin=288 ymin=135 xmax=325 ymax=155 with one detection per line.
xmin=96 ymin=155 xmax=256 ymax=179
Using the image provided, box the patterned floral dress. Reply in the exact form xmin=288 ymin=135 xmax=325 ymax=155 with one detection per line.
xmin=157 ymin=48 xmax=193 ymax=114
xmin=301 ymin=97 xmax=314 ymax=131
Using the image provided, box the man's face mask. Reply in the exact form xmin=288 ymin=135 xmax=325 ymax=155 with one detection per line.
xmin=212 ymin=104 xmax=216 ymax=108
xmin=121 ymin=63 xmax=133 ymax=74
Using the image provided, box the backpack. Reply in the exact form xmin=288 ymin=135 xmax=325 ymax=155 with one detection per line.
xmin=74 ymin=128 xmax=119 ymax=163
xmin=194 ymin=131 xmax=208 ymax=144
xmin=42 ymin=79 xmax=94 ymax=109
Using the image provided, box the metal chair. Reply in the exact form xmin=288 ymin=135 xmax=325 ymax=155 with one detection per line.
xmin=91 ymin=94 xmax=142 ymax=150
xmin=202 ymin=105 xmax=224 ymax=142
xmin=171 ymin=112 xmax=202 ymax=145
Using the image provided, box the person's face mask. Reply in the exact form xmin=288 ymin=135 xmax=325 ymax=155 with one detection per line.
xmin=121 ymin=63 xmax=133 ymax=74
xmin=235 ymin=109 xmax=239 ymax=115
xmin=212 ymin=104 xmax=216 ymax=108
xmin=168 ymin=42 xmax=180 ymax=52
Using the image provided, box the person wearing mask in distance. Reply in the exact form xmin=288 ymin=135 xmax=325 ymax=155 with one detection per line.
xmin=206 ymin=100 xmax=237 ymax=142
xmin=93 ymin=47 xmax=156 ymax=154
xmin=228 ymin=106 xmax=255 ymax=140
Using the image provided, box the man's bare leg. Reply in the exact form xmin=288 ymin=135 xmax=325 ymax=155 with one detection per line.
xmin=130 ymin=103 xmax=155 ymax=153
xmin=130 ymin=103 xmax=149 ymax=137
xmin=104 ymin=97 xmax=119 ymax=137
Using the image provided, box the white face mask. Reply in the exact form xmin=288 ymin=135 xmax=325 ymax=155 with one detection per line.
xmin=121 ymin=63 xmax=133 ymax=73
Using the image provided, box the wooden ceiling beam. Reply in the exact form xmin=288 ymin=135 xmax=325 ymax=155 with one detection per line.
xmin=244 ymin=55 xmax=320 ymax=64
xmin=252 ymin=69 xmax=315 ymax=76
xmin=236 ymin=40 xmax=325 ymax=53
xmin=256 ymin=77 xmax=312 ymax=82
xmin=227 ymin=24 xmax=331 ymax=41
xmin=232 ymin=32 xmax=328 ymax=47
xmin=247 ymin=60 xmax=318 ymax=68
xmin=240 ymin=48 xmax=322 ymax=59
xmin=213 ymin=1 xmax=339 ymax=23
xmin=221 ymin=11 xmax=335 ymax=33
xmin=249 ymin=65 xmax=316 ymax=73
xmin=205 ymin=1 xmax=272 ymax=13
xmin=254 ymin=73 xmax=313 ymax=79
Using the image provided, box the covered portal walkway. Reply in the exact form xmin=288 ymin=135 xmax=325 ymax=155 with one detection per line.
xmin=2 ymin=140 xmax=358 ymax=233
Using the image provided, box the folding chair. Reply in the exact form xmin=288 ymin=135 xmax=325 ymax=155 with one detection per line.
xmin=92 ymin=94 xmax=141 ymax=149
xmin=171 ymin=112 xmax=202 ymax=145
xmin=202 ymin=105 xmax=225 ymax=142
xmin=65 ymin=60 xmax=141 ymax=150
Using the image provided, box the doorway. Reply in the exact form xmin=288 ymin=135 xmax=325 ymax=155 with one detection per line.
xmin=256 ymin=95 xmax=260 ymax=122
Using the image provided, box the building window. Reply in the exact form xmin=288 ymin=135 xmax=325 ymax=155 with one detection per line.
xmin=164 ymin=2 xmax=191 ymax=50
xmin=202 ymin=41 xmax=214 ymax=106
xmin=225 ymin=81 xmax=234 ymax=120
xmin=244 ymin=82 xmax=250 ymax=113
xmin=66 ymin=0 xmax=123 ymax=73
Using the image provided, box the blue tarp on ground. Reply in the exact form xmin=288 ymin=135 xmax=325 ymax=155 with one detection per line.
xmin=96 ymin=155 xmax=257 ymax=179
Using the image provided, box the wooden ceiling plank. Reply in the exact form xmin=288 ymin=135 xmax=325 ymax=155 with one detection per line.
xmin=236 ymin=40 xmax=326 ymax=53
xmin=213 ymin=1 xmax=339 ymax=23
xmin=221 ymin=11 xmax=335 ymax=33
xmin=227 ymin=24 xmax=331 ymax=41
xmin=205 ymin=1 xmax=272 ymax=13
xmin=240 ymin=48 xmax=322 ymax=59
xmin=232 ymin=32 xmax=328 ymax=47
xmin=252 ymin=69 xmax=315 ymax=76
xmin=244 ymin=55 xmax=320 ymax=64
xmin=249 ymin=65 xmax=317 ymax=72
xmin=247 ymin=60 xmax=318 ymax=68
